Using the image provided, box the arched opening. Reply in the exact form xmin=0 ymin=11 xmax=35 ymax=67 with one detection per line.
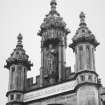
xmin=79 ymin=46 xmax=83 ymax=70
xmin=86 ymin=45 xmax=91 ymax=69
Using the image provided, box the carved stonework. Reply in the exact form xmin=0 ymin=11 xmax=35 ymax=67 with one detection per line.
xmin=38 ymin=0 xmax=70 ymax=37
xmin=69 ymin=12 xmax=99 ymax=50
xmin=5 ymin=33 xmax=33 ymax=70
xmin=43 ymin=44 xmax=58 ymax=82
xmin=5 ymin=1 xmax=105 ymax=105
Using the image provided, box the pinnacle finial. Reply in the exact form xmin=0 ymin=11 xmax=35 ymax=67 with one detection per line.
xmin=79 ymin=12 xmax=86 ymax=26
xmin=17 ymin=33 xmax=23 ymax=47
xmin=50 ymin=0 xmax=57 ymax=11
xmin=18 ymin=33 xmax=23 ymax=42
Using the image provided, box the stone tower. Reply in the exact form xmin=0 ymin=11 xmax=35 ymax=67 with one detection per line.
xmin=4 ymin=33 xmax=33 ymax=105
xmin=38 ymin=0 xmax=70 ymax=86
xmin=4 ymin=1 xmax=105 ymax=105
xmin=69 ymin=12 xmax=100 ymax=105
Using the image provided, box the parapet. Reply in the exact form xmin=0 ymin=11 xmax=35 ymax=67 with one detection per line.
xmin=65 ymin=67 xmax=75 ymax=80
xmin=25 ymin=75 xmax=40 ymax=91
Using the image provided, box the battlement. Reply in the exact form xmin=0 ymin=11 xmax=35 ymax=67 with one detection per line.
xmin=25 ymin=67 xmax=75 ymax=92
xmin=26 ymin=75 xmax=40 ymax=91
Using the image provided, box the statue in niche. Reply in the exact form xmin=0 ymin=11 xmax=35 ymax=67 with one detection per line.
xmin=49 ymin=44 xmax=55 ymax=53
xmin=47 ymin=53 xmax=54 ymax=74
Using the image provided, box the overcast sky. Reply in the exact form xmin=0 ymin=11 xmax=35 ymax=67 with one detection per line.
xmin=0 ymin=0 xmax=105 ymax=105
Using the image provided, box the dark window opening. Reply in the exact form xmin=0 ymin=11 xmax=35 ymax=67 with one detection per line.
xmin=88 ymin=75 xmax=92 ymax=81
xmin=86 ymin=45 xmax=91 ymax=69
xmin=79 ymin=46 xmax=83 ymax=69
xmin=16 ymin=94 xmax=21 ymax=100
xmin=81 ymin=75 xmax=85 ymax=81
xmin=10 ymin=94 xmax=14 ymax=100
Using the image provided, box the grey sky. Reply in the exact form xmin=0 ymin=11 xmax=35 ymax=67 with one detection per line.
xmin=0 ymin=0 xmax=105 ymax=105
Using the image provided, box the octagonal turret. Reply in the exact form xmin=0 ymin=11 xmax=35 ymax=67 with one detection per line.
xmin=5 ymin=33 xmax=33 ymax=70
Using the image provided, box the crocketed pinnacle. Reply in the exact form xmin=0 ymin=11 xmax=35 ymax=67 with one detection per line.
xmin=50 ymin=0 xmax=57 ymax=11
xmin=38 ymin=0 xmax=70 ymax=36
xmin=69 ymin=12 xmax=99 ymax=50
xmin=79 ymin=12 xmax=87 ymax=27
xmin=16 ymin=33 xmax=23 ymax=48
xmin=49 ymin=0 xmax=59 ymax=16
xmin=4 ymin=33 xmax=33 ymax=70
